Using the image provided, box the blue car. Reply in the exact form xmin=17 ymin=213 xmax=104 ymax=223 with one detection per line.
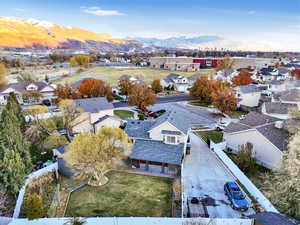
xmin=224 ymin=181 xmax=249 ymax=211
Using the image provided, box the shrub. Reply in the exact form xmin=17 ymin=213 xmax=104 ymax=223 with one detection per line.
xmin=234 ymin=142 xmax=256 ymax=174
xmin=24 ymin=193 xmax=44 ymax=220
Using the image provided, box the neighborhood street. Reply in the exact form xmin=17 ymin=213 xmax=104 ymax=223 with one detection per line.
xmin=182 ymin=133 xmax=255 ymax=218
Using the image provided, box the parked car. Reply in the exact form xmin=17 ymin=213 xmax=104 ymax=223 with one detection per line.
xmin=224 ymin=181 xmax=249 ymax=211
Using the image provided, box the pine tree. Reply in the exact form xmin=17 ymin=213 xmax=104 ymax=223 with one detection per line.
xmin=0 ymin=94 xmax=32 ymax=194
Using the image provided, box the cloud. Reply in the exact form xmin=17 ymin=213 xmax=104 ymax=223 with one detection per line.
xmin=247 ymin=10 xmax=256 ymax=15
xmin=14 ymin=8 xmax=25 ymax=12
xmin=82 ymin=7 xmax=126 ymax=16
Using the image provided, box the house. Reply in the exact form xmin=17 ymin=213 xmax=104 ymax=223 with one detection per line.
xmin=215 ymin=68 xmax=239 ymax=83
xmin=235 ymin=84 xmax=261 ymax=108
xmin=125 ymin=107 xmax=190 ymax=174
xmin=0 ymin=82 xmax=56 ymax=105
xmin=187 ymin=73 xmax=207 ymax=86
xmin=71 ymin=97 xmax=120 ymax=135
xmin=161 ymin=73 xmax=189 ymax=92
xmin=257 ymin=67 xmax=285 ymax=81
xmin=224 ymin=112 xmax=289 ymax=170
xmin=261 ymin=102 xmax=298 ymax=120
xmin=250 ymin=212 xmax=299 ymax=225
xmin=118 ymin=74 xmax=138 ymax=82
xmin=53 ymin=145 xmax=75 ymax=178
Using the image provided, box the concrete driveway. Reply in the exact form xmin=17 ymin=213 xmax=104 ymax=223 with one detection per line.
xmin=182 ymin=133 xmax=255 ymax=218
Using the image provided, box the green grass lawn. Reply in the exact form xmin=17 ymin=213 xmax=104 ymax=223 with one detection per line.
xmin=65 ymin=171 xmax=173 ymax=217
xmin=196 ymin=130 xmax=223 ymax=143
xmin=114 ymin=110 xmax=134 ymax=119
xmin=227 ymin=110 xmax=248 ymax=118
xmin=55 ymin=67 xmax=213 ymax=87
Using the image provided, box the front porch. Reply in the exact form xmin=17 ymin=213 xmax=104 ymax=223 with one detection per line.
xmin=131 ymin=159 xmax=179 ymax=176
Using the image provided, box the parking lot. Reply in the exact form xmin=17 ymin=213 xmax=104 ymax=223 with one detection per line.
xmin=182 ymin=133 xmax=255 ymax=218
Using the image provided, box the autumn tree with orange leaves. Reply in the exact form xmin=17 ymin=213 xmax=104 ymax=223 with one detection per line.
xmin=128 ymin=84 xmax=156 ymax=109
xmin=189 ymin=76 xmax=213 ymax=103
xmin=118 ymin=77 xmax=133 ymax=96
xmin=151 ymin=79 xmax=163 ymax=93
xmin=232 ymin=71 xmax=254 ymax=86
xmin=291 ymin=69 xmax=300 ymax=80
xmin=54 ymin=83 xmax=81 ymax=101
xmin=77 ymin=78 xmax=114 ymax=102
xmin=212 ymin=87 xmax=237 ymax=113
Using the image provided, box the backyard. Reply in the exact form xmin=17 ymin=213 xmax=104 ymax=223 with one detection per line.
xmin=196 ymin=130 xmax=223 ymax=143
xmin=114 ymin=109 xmax=134 ymax=119
xmin=54 ymin=67 xmax=213 ymax=87
xmin=65 ymin=171 xmax=173 ymax=217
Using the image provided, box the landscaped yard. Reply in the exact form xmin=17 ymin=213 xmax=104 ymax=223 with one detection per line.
xmin=55 ymin=67 xmax=213 ymax=87
xmin=196 ymin=130 xmax=223 ymax=143
xmin=114 ymin=110 xmax=134 ymax=119
xmin=65 ymin=171 xmax=173 ymax=217
xmin=189 ymin=101 xmax=212 ymax=108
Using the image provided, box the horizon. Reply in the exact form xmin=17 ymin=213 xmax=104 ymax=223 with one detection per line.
xmin=0 ymin=0 xmax=300 ymax=51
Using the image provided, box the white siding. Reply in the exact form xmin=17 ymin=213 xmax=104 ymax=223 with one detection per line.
xmin=239 ymin=92 xmax=261 ymax=107
xmin=95 ymin=118 xmax=121 ymax=132
xmin=90 ymin=109 xmax=114 ymax=124
xmin=149 ymin=121 xmax=186 ymax=143
xmin=224 ymin=130 xmax=283 ymax=170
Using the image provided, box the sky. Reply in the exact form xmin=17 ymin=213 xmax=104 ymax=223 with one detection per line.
xmin=1 ymin=0 xmax=300 ymax=50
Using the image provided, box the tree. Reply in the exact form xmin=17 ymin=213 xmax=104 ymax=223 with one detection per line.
xmin=22 ymin=90 xmax=43 ymax=104
xmin=232 ymin=71 xmax=254 ymax=86
xmin=284 ymin=107 xmax=300 ymax=134
xmin=234 ymin=142 xmax=256 ymax=174
xmin=217 ymin=55 xmax=235 ymax=71
xmin=58 ymin=99 xmax=82 ymax=138
xmin=0 ymin=63 xmax=7 ymax=88
xmin=291 ymin=69 xmax=300 ymax=80
xmin=16 ymin=72 xmax=38 ymax=83
xmin=262 ymin=131 xmax=300 ymax=219
xmin=64 ymin=217 xmax=86 ymax=225
xmin=118 ymin=77 xmax=133 ymax=96
xmin=5 ymin=93 xmax=26 ymax=130
xmin=54 ymin=83 xmax=81 ymax=101
xmin=128 ymin=84 xmax=156 ymax=109
xmin=24 ymin=193 xmax=44 ymax=220
xmin=69 ymin=55 xmax=90 ymax=68
xmin=211 ymin=87 xmax=237 ymax=113
xmin=43 ymin=131 xmax=68 ymax=149
xmin=77 ymin=78 xmax=113 ymax=101
xmin=64 ymin=127 xmax=131 ymax=186
xmin=0 ymin=94 xmax=32 ymax=194
xmin=151 ymin=79 xmax=163 ymax=94
xmin=189 ymin=76 xmax=213 ymax=103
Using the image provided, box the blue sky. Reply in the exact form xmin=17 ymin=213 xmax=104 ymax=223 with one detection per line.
xmin=1 ymin=0 xmax=300 ymax=50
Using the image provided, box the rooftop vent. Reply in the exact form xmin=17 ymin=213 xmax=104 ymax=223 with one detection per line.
xmin=275 ymin=121 xmax=284 ymax=129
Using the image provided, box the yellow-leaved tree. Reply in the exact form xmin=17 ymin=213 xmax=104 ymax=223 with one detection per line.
xmin=64 ymin=127 xmax=132 ymax=186
xmin=0 ymin=63 xmax=8 ymax=88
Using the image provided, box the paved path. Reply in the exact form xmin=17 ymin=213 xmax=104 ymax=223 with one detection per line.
xmin=182 ymin=133 xmax=254 ymax=218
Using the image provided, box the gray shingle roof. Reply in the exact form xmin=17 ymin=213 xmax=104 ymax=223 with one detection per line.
xmin=249 ymin=212 xmax=299 ymax=225
xmin=130 ymin=139 xmax=184 ymax=165
xmin=239 ymin=84 xmax=260 ymax=94
xmin=163 ymin=73 xmax=182 ymax=83
xmin=150 ymin=107 xmax=190 ymax=134
xmin=74 ymin=97 xmax=114 ymax=113
xmin=256 ymin=123 xmax=289 ymax=151
xmin=161 ymin=130 xmax=182 ymax=135
xmin=269 ymin=80 xmax=285 ymax=85
xmin=71 ymin=78 xmax=93 ymax=89
xmin=188 ymin=73 xmax=206 ymax=81
xmin=93 ymin=115 xmax=121 ymax=125
xmin=264 ymin=102 xmax=297 ymax=115
xmin=125 ymin=119 xmax=154 ymax=139
xmin=278 ymin=89 xmax=300 ymax=102
xmin=224 ymin=112 xmax=288 ymax=152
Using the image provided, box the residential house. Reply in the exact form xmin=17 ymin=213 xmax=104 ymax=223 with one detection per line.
xmin=272 ymin=89 xmax=300 ymax=104
xmin=161 ymin=73 xmax=189 ymax=92
xmin=224 ymin=112 xmax=289 ymax=170
xmin=0 ymin=82 xmax=56 ymax=105
xmin=125 ymin=107 xmax=190 ymax=174
xmin=215 ymin=68 xmax=239 ymax=83
xmin=257 ymin=67 xmax=285 ymax=81
xmin=249 ymin=212 xmax=299 ymax=225
xmin=261 ymin=102 xmax=298 ymax=120
xmin=71 ymin=97 xmax=121 ymax=134
xmin=235 ymin=84 xmax=261 ymax=108
xmin=118 ymin=74 xmax=145 ymax=85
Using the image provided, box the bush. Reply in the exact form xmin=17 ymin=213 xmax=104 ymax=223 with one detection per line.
xmin=234 ymin=142 xmax=256 ymax=174
xmin=24 ymin=193 xmax=44 ymax=220
xmin=138 ymin=114 xmax=145 ymax=120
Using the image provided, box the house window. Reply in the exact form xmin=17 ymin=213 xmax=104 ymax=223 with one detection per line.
xmin=166 ymin=136 xmax=176 ymax=144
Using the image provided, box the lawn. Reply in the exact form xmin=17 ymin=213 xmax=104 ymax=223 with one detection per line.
xmin=189 ymin=101 xmax=212 ymax=107
xmin=55 ymin=67 xmax=212 ymax=87
xmin=114 ymin=110 xmax=134 ymax=119
xmin=227 ymin=110 xmax=248 ymax=119
xmin=65 ymin=171 xmax=173 ymax=217
xmin=196 ymin=130 xmax=223 ymax=143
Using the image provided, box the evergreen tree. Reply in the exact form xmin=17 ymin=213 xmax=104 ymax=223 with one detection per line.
xmin=0 ymin=94 xmax=32 ymax=194
xmin=24 ymin=193 xmax=44 ymax=220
